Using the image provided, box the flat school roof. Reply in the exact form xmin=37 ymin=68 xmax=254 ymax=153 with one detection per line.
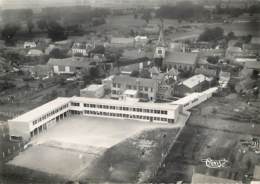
xmin=71 ymin=96 xmax=179 ymax=110
xmin=9 ymin=97 xmax=71 ymax=123
xmin=9 ymin=97 xmax=179 ymax=123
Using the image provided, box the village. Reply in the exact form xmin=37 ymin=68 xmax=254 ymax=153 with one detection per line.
xmin=0 ymin=0 xmax=260 ymax=183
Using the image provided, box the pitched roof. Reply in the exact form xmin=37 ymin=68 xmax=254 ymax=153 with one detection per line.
xmin=165 ymin=51 xmax=198 ymax=65
xmin=47 ymin=57 xmax=92 ymax=68
xmin=113 ymin=75 xmax=157 ymax=88
xmin=182 ymin=74 xmax=208 ymax=89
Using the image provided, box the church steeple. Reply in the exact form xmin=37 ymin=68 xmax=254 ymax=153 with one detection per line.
xmin=154 ymin=19 xmax=166 ymax=59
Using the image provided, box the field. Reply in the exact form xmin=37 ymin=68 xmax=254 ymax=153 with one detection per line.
xmin=152 ymin=94 xmax=260 ymax=183
xmin=6 ymin=116 xmax=178 ymax=181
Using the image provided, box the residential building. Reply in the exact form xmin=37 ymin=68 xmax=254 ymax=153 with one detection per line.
xmin=134 ymin=36 xmax=148 ymax=46
xmin=80 ymin=84 xmax=105 ymax=98
xmin=164 ymin=52 xmax=198 ymax=72
xmin=24 ymin=41 xmax=37 ymax=49
xmin=111 ymin=75 xmax=159 ymax=101
xmin=29 ymin=65 xmax=53 ymax=79
xmin=8 ymin=96 xmax=181 ymax=141
xmin=72 ymin=42 xmax=94 ymax=56
xmin=47 ymin=57 xmax=92 ymax=75
xmin=226 ymin=46 xmax=243 ymax=58
xmin=243 ymin=43 xmax=260 ymax=56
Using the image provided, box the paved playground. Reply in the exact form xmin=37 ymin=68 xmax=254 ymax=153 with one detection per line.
xmin=7 ymin=116 xmax=174 ymax=179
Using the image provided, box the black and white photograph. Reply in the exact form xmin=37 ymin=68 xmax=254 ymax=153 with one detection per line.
xmin=0 ymin=0 xmax=260 ymax=183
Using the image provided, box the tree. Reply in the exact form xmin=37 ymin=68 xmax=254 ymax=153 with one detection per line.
xmin=37 ymin=19 xmax=47 ymax=31
xmin=141 ymin=10 xmax=152 ymax=24
xmin=27 ymin=20 xmax=34 ymax=34
xmin=47 ymin=21 xmax=67 ymax=42
xmin=207 ymin=56 xmax=219 ymax=64
xmin=130 ymin=70 xmax=139 ymax=77
xmin=89 ymin=67 xmax=100 ymax=80
xmin=49 ymin=48 xmax=67 ymax=59
xmin=226 ymin=31 xmax=236 ymax=41
xmin=90 ymin=45 xmax=105 ymax=54
xmin=198 ymin=27 xmax=224 ymax=42
xmin=1 ymin=23 xmax=20 ymax=45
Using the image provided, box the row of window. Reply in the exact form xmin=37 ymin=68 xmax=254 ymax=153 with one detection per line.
xmin=32 ymin=104 xmax=69 ymax=125
xmin=84 ymin=110 xmax=174 ymax=123
xmin=82 ymin=103 xmax=168 ymax=115
xmin=184 ymin=98 xmax=199 ymax=107
xmin=112 ymin=83 xmax=153 ymax=92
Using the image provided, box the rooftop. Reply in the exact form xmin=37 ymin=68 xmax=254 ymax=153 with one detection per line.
xmin=113 ymin=75 xmax=157 ymax=88
xmin=182 ymin=74 xmax=208 ymax=89
xmin=9 ymin=97 xmax=71 ymax=123
xmin=165 ymin=51 xmax=198 ymax=65
xmin=82 ymin=84 xmax=104 ymax=92
xmin=71 ymin=96 xmax=179 ymax=111
xmin=47 ymin=57 xmax=92 ymax=68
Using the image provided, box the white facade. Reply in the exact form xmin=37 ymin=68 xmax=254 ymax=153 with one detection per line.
xmin=24 ymin=41 xmax=37 ymax=49
xmin=8 ymin=96 xmax=181 ymax=142
xmin=171 ymin=87 xmax=218 ymax=111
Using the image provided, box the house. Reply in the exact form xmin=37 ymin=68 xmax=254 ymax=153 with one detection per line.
xmin=245 ymin=61 xmax=260 ymax=70
xmin=47 ymin=57 xmax=92 ymax=75
xmin=134 ymin=36 xmax=148 ymax=46
xmin=175 ymin=74 xmax=211 ymax=96
xmin=169 ymin=42 xmax=187 ymax=52
xmin=111 ymin=75 xmax=159 ymax=101
xmin=243 ymin=43 xmax=260 ymax=56
xmin=226 ymin=46 xmax=243 ymax=58
xmin=72 ymin=42 xmax=94 ymax=56
xmin=110 ymin=37 xmax=135 ymax=48
xmin=80 ymin=84 xmax=105 ymax=98
xmin=24 ymin=41 xmax=37 ymax=49
xmin=27 ymin=49 xmax=44 ymax=56
xmin=164 ymin=51 xmax=198 ymax=72
xmin=30 ymin=65 xmax=53 ymax=79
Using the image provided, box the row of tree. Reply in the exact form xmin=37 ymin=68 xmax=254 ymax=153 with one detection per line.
xmin=156 ymin=1 xmax=210 ymax=21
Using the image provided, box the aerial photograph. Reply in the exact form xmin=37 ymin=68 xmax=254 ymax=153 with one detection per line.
xmin=0 ymin=0 xmax=259 ymax=183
